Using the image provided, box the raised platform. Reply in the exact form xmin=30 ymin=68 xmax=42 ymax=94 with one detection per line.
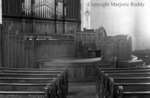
xmin=40 ymin=57 xmax=102 ymax=82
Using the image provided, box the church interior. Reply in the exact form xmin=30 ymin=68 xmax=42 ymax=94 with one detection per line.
xmin=0 ymin=0 xmax=150 ymax=98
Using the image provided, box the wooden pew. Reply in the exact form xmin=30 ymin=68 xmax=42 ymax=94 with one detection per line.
xmin=0 ymin=77 xmax=55 ymax=83
xmin=101 ymin=69 xmax=150 ymax=73
xmin=115 ymin=90 xmax=150 ymax=98
xmin=105 ymin=75 xmax=150 ymax=97
xmin=98 ymin=68 xmax=150 ymax=91
xmin=99 ymin=66 xmax=150 ymax=70
xmin=0 ymin=67 xmax=67 ymax=75
xmin=0 ymin=81 xmax=62 ymax=98
xmin=96 ymin=68 xmax=150 ymax=98
xmin=1 ymin=70 xmax=62 ymax=74
xmin=107 ymin=73 xmax=150 ymax=77
xmin=0 ymin=77 xmax=67 ymax=98
xmin=0 ymin=73 xmax=59 ymax=78
xmin=115 ymin=83 xmax=150 ymax=91
xmin=0 ymin=68 xmax=66 ymax=72
xmin=97 ymin=68 xmax=150 ymax=85
xmin=0 ymin=77 xmax=66 ymax=98
xmin=0 ymin=67 xmax=67 ymax=71
xmin=0 ymin=69 xmax=68 ymax=98
xmin=108 ymin=77 xmax=150 ymax=98
xmin=99 ymin=69 xmax=150 ymax=88
xmin=111 ymin=83 xmax=150 ymax=98
xmin=0 ymin=91 xmax=46 ymax=98
xmin=0 ymin=83 xmax=53 ymax=91
xmin=0 ymin=68 xmax=68 ymax=82
xmin=0 ymin=71 xmax=67 ymax=89
xmin=0 ymin=72 xmax=59 ymax=80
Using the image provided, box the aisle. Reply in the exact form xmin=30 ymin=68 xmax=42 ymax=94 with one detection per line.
xmin=67 ymin=83 xmax=97 ymax=98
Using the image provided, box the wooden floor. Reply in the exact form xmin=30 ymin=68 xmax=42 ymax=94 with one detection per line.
xmin=67 ymin=83 xmax=97 ymax=98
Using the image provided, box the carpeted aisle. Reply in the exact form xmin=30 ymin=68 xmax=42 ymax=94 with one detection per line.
xmin=67 ymin=83 xmax=97 ymax=98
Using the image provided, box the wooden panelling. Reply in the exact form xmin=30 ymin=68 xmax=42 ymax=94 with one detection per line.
xmin=35 ymin=40 xmax=75 ymax=61
xmin=0 ymin=0 xmax=80 ymax=68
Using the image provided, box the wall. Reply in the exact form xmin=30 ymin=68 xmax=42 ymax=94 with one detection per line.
xmin=91 ymin=0 xmax=135 ymax=35
xmin=90 ymin=0 xmax=150 ymax=50
xmin=134 ymin=0 xmax=150 ymax=50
